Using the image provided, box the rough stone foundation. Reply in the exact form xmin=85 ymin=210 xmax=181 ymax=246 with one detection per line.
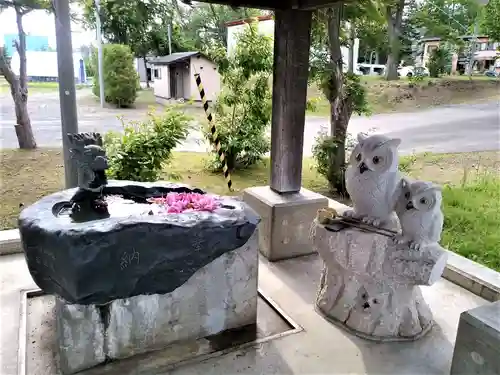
xmin=55 ymin=230 xmax=259 ymax=374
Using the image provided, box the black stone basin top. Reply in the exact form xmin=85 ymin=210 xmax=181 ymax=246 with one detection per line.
xmin=19 ymin=180 xmax=260 ymax=305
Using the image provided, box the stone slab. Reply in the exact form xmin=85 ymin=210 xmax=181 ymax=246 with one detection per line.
xmin=243 ymin=186 xmax=327 ymax=261
xmin=450 ymin=301 xmax=500 ymax=375
xmin=19 ymin=180 xmax=259 ymax=305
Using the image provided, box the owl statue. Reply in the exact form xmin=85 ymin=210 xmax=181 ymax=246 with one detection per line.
xmin=393 ymin=177 xmax=444 ymax=250
xmin=344 ymin=133 xmax=402 ymax=227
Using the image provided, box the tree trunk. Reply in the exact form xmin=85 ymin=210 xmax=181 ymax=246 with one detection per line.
xmin=142 ymin=56 xmax=150 ymax=88
xmin=325 ymin=3 xmax=351 ymax=196
xmin=384 ymin=0 xmax=405 ymax=81
xmin=348 ymin=23 xmax=355 ymax=73
xmin=0 ymin=8 xmax=37 ymax=149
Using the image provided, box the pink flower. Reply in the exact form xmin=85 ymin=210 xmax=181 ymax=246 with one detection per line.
xmin=147 ymin=192 xmax=221 ymax=214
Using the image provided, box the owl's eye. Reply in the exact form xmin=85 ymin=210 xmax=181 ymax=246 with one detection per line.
xmin=372 ymin=156 xmax=380 ymax=164
xmin=420 ymin=197 xmax=427 ymax=205
xmin=356 ymin=153 xmax=362 ymax=161
xmin=404 ymin=192 xmax=410 ymax=199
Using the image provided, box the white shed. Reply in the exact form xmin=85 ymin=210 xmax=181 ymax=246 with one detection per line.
xmin=150 ymin=52 xmax=221 ymax=104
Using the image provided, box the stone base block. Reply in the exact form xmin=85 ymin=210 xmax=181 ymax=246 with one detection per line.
xmin=55 ymin=231 xmax=259 ymax=374
xmin=310 ymin=220 xmax=446 ymax=342
xmin=450 ymin=301 xmax=500 ymax=375
xmin=55 ymin=299 xmax=105 ymax=375
xmin=243 ymin=186 xmax=327 ymax=261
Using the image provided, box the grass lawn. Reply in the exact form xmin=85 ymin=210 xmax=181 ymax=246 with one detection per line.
xmin=1 ymin=148 xmax=499 ymax=270
xmin=0 ymin=81 xmax=86 ymax=94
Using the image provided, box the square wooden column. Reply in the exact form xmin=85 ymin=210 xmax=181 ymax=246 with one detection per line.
xmin=270 ymin=9 xmax=312 ymax=194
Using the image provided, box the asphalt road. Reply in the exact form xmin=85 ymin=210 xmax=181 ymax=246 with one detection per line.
xmin=1 ymin=90 xmax=499 ymax=155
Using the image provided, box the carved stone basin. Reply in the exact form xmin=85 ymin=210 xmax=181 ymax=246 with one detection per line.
xmin=19 ymin=180 xmax=260 ymax=305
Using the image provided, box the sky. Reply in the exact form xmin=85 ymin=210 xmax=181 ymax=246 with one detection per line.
xmin=0 ymin=7 xmax=95 ymax=49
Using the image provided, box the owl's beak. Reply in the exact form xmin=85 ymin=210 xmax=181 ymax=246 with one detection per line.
xmin=359 ymin=162 xmax=368 ymax=174
xmin=406 ymin=201 xmax=415 ymax=210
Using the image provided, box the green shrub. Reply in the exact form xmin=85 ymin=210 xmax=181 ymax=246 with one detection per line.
xmin=92 ymin=44 xmax=139 ymax=107
xmin=205 ymin=21 xmax=273 ymax=171
xmin=427 ymin=47 xmax=451 ymax=78
xmin=104 ymin=106 xmax=191 ymax=181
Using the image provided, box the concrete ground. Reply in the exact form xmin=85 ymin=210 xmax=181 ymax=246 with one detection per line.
xmin=0 ymin=251 xmax=487 ymax=375
xmin=1 ymin=91 xmax=499 ymax=155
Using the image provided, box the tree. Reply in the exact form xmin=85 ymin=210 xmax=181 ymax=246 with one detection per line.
xmin=427 ymin=46 xmax=451 ymax=76
xmin=81 ymin=0 xmax=194 ymax=87
xmin=0 ymin=0 xmax=51 ymax=149
xmin=310 ymin=3 xmax=373 ymax=194
xmin=415 ymin=0 xmax=480 ymax=42
xmin=384 ymin=0 xmax=406 ymax=80
xmin=481 ymin=0 xmax=500 ymax=42
xmin=206 ymin=21 xmax=273 ymax=171
xmin=184 ymin=3 xmax=264 ymax=50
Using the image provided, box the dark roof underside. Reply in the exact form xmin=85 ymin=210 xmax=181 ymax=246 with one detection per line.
xmin=150 ymin=52 xmax=200 ymax=65
xmin=183 ymin=0 xmax=342 ymax=10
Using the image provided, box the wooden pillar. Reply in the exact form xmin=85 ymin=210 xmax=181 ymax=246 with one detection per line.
xmin=270 ymin=9 xmax=312 ymax=194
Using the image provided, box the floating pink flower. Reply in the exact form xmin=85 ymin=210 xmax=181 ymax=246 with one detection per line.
xmin=147 ymin=193 xmax=221 ymax=214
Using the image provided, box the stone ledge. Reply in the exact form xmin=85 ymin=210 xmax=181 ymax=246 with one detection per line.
xmin=0 ymin=229 xmax=21 ymax=255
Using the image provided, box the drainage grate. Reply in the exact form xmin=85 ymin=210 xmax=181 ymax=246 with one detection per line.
xmin=19 ymin=289 xmax=301 ymax=375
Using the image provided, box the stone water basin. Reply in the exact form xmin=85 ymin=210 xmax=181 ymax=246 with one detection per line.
xmin=19 ymin=180 xmax=260 ymax=305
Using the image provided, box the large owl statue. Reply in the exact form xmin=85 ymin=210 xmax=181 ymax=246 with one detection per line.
xmin=393 ymin=177 xmax=444 ymax=250
xmin=344 ymin=133 xmax=402 ymax=227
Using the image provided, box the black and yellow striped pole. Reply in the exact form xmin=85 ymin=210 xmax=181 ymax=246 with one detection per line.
xmin=194 ymin=73 xmax=233 ymax=191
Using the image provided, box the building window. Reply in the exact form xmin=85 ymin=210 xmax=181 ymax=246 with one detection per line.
xmin=154 ymin=68 xmax=161 ymax=79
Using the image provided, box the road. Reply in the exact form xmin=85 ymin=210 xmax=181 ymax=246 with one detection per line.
xmin=1 ymin=90 xmax=499 ymax=155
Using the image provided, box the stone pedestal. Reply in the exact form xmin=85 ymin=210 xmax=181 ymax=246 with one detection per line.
xmin=310 ymin=219 xmax=448 ymax=342
xmin=243 ymin=186 xmax=328 ymax=261
xmin=55 ymin=231 xmax=259 ymax=374
xmin=450 ymin=301 xmax=500 ymax=375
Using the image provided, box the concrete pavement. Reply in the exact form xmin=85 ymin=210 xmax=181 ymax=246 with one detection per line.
xmin=1 ymin=90 xmax=498 ymax=154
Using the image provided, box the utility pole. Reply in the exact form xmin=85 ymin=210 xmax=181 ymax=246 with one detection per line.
xmin=467 ymin=22 xmax=479 ymax=77
xmin=167 ymin=24 xmax=172 ymax=55
xmin=54 ymin=0 xmax=79 ymax=188
xmin=95 ymin=0 xmax=105 ymax=107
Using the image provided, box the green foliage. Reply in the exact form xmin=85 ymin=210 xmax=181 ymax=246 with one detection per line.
xmin=312 ymin=130 xmax=356 ymax=184
xmin=92 ymin=44 xmax=138 ymax=107
xmin=442 ymin=174 xmax=500 ymax=271
xmin=83 ymin=57 xmax=94 ymax=77
xmin=481 ymin=0 xmax=500 ymax=42
xmin=415 ymin=0 xmax=480 ymax=42
xmin=104 ymin=106 xmax=191 ymax=182
xmin=427 ymin=46 xmax=451 ymax=78
xmin=205 ymin=22 xmax=273 ymax=171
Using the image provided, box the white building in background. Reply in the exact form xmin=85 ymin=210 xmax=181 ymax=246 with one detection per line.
xmin=225 ymin=15 xmax=360 ymax=73
xmin=10 ymin=51 xmax=86 ymax=83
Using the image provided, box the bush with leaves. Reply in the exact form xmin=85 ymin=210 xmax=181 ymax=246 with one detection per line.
xmin=427 ymin=47 xmax=451 ymax=78
xmin=92 ymin=44 xmax=139 ymax=107
xmin=104 ymin=106 xmax=191 ymax=182
xmin=311 ymin=71 xmax=371 ymax=194
xmin=204 ymin=21 xmax=273 ymax=171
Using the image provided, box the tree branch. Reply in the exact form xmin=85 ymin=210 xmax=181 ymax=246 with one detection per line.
xmin=0 ymin=50 xmax=18 ymax=89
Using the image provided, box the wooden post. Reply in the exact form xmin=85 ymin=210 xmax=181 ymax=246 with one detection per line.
xmin=270 ymin=9 xmax=312 ymax=194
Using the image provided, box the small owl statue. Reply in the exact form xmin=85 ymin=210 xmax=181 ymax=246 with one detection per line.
xmin=344 ymin=133 xmax=402 ymax=227
xmin=393 ymin=177 xmax=444 ymax=250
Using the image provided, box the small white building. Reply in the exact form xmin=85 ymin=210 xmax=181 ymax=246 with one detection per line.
xmin=150 ymin=52 xmax=221 ymax=104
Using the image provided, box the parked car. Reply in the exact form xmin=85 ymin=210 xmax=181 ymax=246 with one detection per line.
xmin=397 ymin=66 xmax=429 ymax=77
xmin=484 ymin=70 xmax=499 ymax=78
